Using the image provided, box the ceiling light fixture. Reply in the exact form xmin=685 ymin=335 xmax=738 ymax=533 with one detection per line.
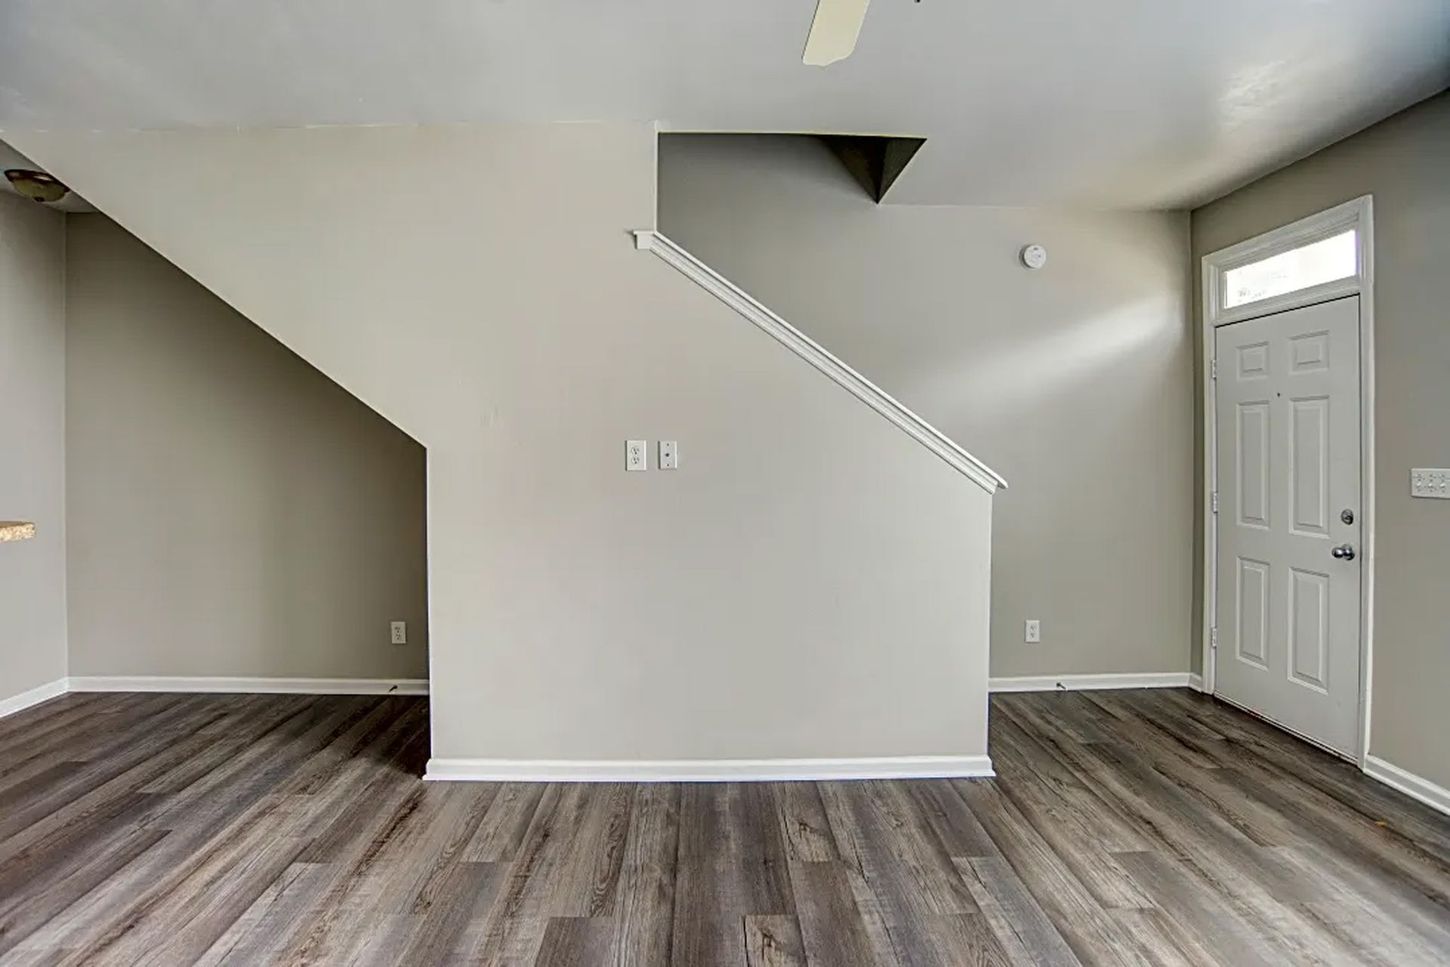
xmin=4 ymin=168 xmax=70 ymax=204
xmin=803 ymin=0 xmax=872 ymax=66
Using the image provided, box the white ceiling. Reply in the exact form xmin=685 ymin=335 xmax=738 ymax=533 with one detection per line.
xmin=1 ymin=0 xmax=1445 ymax=208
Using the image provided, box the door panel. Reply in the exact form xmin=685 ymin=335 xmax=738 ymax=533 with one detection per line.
xmin=1237 ymin=402 xmax=1270 ymax=527
xmin=1236 ymin=558 xmax=1270 ymax=667
xmin=1289 ymin=396 xmax=1329 ymax=536
xmin=1288 ymin=567 xmax=1329 ymax=690
xmin=1214 ymin=296 xmax=1361 ymax=756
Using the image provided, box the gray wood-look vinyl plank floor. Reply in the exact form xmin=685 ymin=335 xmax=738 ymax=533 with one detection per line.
xmin=0 ymin=688 xmax=1446 ymax=965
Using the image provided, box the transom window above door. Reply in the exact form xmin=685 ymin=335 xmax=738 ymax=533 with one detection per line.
xmin=1224 ymin=229 xmax=1357 ymax=309
xmin=1205 ymin=199 xmax=1371 ymax=328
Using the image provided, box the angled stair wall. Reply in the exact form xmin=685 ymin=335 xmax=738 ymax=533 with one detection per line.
xmin=5 ymin=122 xmax=1000 ymax=778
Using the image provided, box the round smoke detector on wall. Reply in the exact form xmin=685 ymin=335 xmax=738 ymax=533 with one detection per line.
xmin=1020 ymin=244 xmax=1047 ymax=270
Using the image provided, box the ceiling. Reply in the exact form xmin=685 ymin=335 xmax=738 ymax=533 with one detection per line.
xmin=1 ymin=0 xmax=1445 ymax=208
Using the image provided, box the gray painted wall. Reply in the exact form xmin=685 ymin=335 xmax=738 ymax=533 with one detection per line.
xmin=9 ymin=123 xmax=996 ymax=765
xmin=659 ymin=135 xmax=1195 ymax=680
xmin=1192 ymin=91 xmax=1450 ymax=789
xmin=0 ymin=192 xmax=67 ymax=705
xmin=64 ymin=215 xmax=428 ymax=680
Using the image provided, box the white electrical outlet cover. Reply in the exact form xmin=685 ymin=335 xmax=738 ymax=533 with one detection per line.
xmin=1411 ymin=468 xmax=1450 ymax=499
xmin=390 ymin=621 xmax=407 ymax=645
xmin=626 ymin=440 xmax=648 ymax=471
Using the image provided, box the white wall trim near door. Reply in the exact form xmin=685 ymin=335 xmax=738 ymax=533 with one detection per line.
xmin=632 ymin=229 xmax=1007 ymax=495
xmin=1363 ymin=756 xmax=1450 ymax=818
xmin=1200 ymin=194 xmax=1376 ymax=765
xmin=0 ymin=677 xmax=69 ymax=719
xmin=425 ymin=755 xmax=995 ymax=783
xmin=989 ymin=672 xmax=1199 ymax=693
xmin=67 ymin=676 xmax=429 ymax=695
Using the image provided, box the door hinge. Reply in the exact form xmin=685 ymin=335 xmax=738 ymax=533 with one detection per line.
xmin=1210 ymin=358 xmax=1218 ymax=380
xmin=1210 ymin=627 xmax=1219 ymax=650
xmin=1211 ymin=491 xmax=1219 ymax=514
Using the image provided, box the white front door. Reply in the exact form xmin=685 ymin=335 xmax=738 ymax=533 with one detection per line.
xmin=1214 ymin=296 xmax=1362 ymax=756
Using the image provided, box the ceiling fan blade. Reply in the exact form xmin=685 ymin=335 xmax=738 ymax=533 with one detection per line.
xmin=802 ymin=0 xmax=871 ymax=66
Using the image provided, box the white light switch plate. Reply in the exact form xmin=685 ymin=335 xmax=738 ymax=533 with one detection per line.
xmin=1411 ymin=468 xmax=1450 ymax=499
xmin=626 ymin=440 xmax=648 ymax=472
xmin=659 ymin=440 xmax=678 ymax=470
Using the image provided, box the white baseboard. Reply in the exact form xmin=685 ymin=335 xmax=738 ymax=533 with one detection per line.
xmin=1363 ymin=755 xmax=1450 ymax=817
xmin=1188 ymin=673 xmax=1204 ymax=692
xmin=0 ymin=677 xmax=69 ymax=719
xmin=66 ymin=676 xmax=429 ymax=696
xmin=424 ymin=755 xmax=995 ymax=783
xmin=989 ymin=672 xmax=1196 ymax=693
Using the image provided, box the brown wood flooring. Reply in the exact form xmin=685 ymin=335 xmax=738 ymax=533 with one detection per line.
xmin=1 ymin=687 xmax=1447 ymax=965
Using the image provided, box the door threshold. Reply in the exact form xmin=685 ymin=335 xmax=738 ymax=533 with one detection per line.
xmin=1212 ymin=692 xmax=1355 ymax=762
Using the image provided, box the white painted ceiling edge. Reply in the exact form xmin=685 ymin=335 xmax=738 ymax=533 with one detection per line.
xmin=1 ymin=1 xmax=1447 ymax=208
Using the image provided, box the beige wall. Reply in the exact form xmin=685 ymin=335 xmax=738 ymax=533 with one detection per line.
xmin=64 ymin=215 xmax=428 ymax=680
xmin=1192 ymin=91 xmax=1450 ymax=789
xmin=0 ymin=192 xmax=67 ymax=706
xmin=659 ymin=135 xmax=1195 ymax=679
xmin=9 ymin=123 xmax=996 ymax=765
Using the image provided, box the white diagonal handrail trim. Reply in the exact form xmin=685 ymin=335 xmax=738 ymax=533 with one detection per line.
xmin=634 ymin=230 xmax=1006 ymax=493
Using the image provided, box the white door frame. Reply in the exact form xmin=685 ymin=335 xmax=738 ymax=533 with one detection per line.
xmin=1200 ymin=195 xmax=1376 ymax=764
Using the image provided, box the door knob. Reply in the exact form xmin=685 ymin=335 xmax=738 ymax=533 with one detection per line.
xmin=1331 ymin=543 xmax=1356 ymax=561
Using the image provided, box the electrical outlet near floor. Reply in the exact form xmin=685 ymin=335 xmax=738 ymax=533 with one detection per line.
xmin=390 ymin=621 xmax=407 ymax=645
xmin=1024 ymin=619 xmax=1041 ymax=644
